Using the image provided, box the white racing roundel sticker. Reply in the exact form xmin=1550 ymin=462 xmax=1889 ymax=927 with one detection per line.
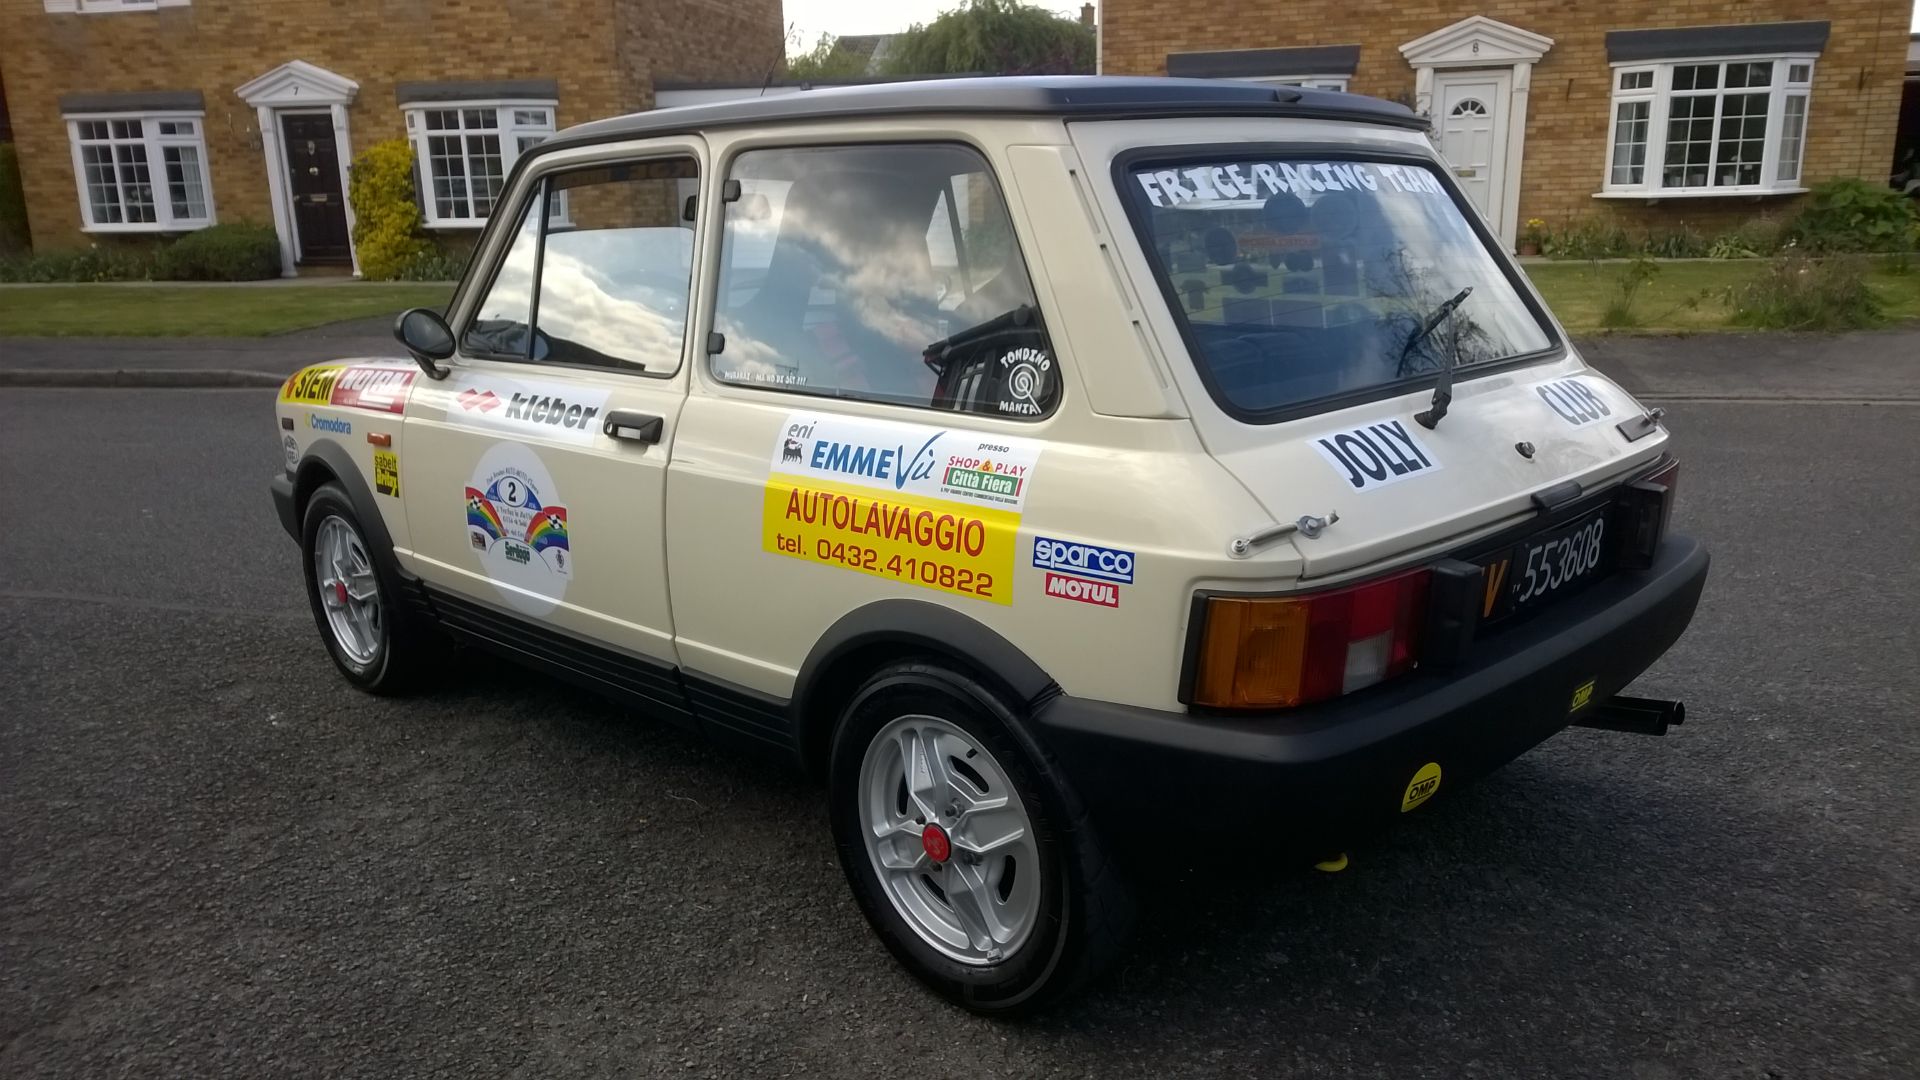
xmin=463 ymin=443 xmax=573 ymax=615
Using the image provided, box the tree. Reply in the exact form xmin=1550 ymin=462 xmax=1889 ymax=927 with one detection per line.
xmin=882 ymin=0 xmax=1095 ymax=77
xmin=786 ymin=33 xmax=876 ymax=81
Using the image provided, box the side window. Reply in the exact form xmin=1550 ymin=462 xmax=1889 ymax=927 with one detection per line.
xmin=462 ymin=156 xmax=699 ymax=372
xmin=710 ymin=144 xmax=1059 ymax=419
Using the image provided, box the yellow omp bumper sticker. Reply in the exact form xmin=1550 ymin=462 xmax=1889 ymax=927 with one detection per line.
xmin=1570 ymin=678 xmax=1596 ymax=713
xmin=763 ymin=474 xmax=1017 ymax=604
xmin=1401 ymin=762 xmax=1442 ymax=813
xmin=281 ymin=364 xmax=344 ymax=406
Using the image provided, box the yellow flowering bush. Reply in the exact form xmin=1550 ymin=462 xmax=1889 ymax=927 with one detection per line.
xmin=348 ymin=138 xmax=431 ymax=280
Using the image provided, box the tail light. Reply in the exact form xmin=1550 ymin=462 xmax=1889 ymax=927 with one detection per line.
xmin=1189 ymin=568 xmax=1430 ymax=710
xmin=1615 ymin=456 xmax=1679 ymax=571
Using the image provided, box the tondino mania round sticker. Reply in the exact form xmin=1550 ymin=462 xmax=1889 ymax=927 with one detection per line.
xmin=464 ymin=443 xmax=573 ymax=615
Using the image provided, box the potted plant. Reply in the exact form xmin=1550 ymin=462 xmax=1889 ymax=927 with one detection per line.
xmin=1518 ymin=218 xmax=1546 ymax=257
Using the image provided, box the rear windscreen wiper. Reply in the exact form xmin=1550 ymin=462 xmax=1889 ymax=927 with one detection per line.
xmin=1403 ymin=286 xmax=1472 ymax=430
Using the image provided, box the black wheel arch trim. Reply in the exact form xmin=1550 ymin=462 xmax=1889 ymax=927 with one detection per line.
xmin=289 ymin=437 xmax=415 ymax=585
xmin=790 ymin=599 xmax=1058 ymax=774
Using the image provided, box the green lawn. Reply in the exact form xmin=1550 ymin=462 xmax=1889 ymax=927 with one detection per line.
xmin=1524 ymin=259 xmax=1920 ymax=333
xmin=0 ymin=282 xmax=455 ymax=337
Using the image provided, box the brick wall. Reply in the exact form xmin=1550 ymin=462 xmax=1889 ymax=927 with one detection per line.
xmin=1101 ymin=0 xmax=1911 ymax=236
xmin=0 ymin=0 xmax=781 ymax=251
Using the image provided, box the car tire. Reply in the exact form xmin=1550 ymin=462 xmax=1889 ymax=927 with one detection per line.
xmin=299 ymin=481 xmax=440 ymax=693
xmin=827 ymin=660 xmax=1133 ymax=1015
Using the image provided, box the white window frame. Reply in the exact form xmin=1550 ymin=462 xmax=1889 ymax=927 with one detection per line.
xmin=63 ymin=111 xmax=216 ymax=233
xmin=43 ymin=1 xmax=190 ymax=13
xmin=1600 ymin=54 xmax=1816 ymax=199
xmin=403 ymin=100 xmax=557 ymax=228
xmin=1245 ymin=75 xmax=1350 ymax=93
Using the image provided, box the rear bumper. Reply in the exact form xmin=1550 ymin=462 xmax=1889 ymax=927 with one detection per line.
xmin=270 ymin=474 xmax=299 ymax=541
xmin=1029 ymin=534 xmax=1710 ymax=857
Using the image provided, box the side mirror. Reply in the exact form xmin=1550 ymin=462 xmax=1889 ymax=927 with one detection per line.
xmin=394 ymin=307 xmax=454 ymax=379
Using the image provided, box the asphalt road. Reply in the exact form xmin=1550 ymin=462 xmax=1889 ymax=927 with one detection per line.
xmin=2 ymin=388 xmax=1916 ymax=1078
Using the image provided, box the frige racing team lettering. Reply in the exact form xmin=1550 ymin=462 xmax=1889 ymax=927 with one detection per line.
xmin=763 ymin=412 xmax=1042 ymax=604
xmin=1135 ymin=160 xmax=1447 ymax=208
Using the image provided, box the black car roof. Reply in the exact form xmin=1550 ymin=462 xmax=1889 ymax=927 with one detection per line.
xmin=540 ymin=75 xmax=1424 ymax=152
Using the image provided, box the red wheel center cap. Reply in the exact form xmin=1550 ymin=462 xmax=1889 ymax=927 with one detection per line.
xmin=332 ymin=580 xmax=349 ymax=605
xmin=921 ymin=823 xmax=951 ymax=864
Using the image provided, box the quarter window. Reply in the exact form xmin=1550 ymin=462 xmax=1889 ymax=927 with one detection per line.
xmin=711 ymin=144 xmax=1058 ymax=420
xmin=64 ymin=114 xmax=213 ymax=231
xmin=404 ymin=103 xmax=557 ymax=226
xmin=463 ymin=157 xmax=699 ymax=372
xmin=1605 ymin=57 xmax=1814 ymax=195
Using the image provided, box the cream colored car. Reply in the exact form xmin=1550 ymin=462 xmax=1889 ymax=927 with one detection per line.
xmin=270 ymin=77 xmax=1709 ymax=1013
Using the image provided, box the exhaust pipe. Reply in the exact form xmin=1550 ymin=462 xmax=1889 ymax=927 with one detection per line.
xmin=1572 ymin=695 xmax=1686 ymax=737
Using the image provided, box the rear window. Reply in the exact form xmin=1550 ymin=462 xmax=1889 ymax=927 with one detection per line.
xmin=1123 ymin=153 xmax=1555 ymax=419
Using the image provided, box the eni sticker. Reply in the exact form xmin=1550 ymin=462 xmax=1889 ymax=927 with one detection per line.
xmin=1401 ymin=762 xmax=1442 ymax=813
xmin=373 ymin=449 xmax=401 ymax=498
xmin=464 ymin=443 xmax=572 ymax=615
xmin=1570 ymin=679 xmax=1596 ymax=713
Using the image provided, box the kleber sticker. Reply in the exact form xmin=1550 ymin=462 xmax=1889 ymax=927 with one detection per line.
xmin=1534 ymin=377 xmax=1614 ymax=429
xmin=763 ymin=413 xmax=1042 ymax=604
xmin=281 ymin=365 xmax=343 ymax=406
xmin=1312 ymin=419 xmax=1441 ymax=492
xmin=1401 ymin=762 xmax=1442 ymax=813
xmin=465 ymin=444 xmax=572 ymax=615
xmin=1032 ymin=537 xmax=1134 ymax=584
xmin=445 ymin=373 xmax=610 ymax=446
xmin=373 ymin=449 xmax=400 ymax=497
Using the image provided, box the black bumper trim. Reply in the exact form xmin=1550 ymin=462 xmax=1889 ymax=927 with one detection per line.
xmin=270 ymin=474 xmax=299 ymax=541
xmin=1030 ymin=534 xmax=1709 ymax=856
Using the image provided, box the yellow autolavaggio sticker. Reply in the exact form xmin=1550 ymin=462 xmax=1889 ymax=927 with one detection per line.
xmin=373 ymin=449 xmax=401 ymax=497
xmin=1401 ymin=762 xmax=1442 ymax=813
xmin=281 ymin=365 xmax=343 ymax=406
xmin=763 ymin=474 xmax=1018 ymax=604
xmin=762 ymin=412 xmax=1042 ymax=605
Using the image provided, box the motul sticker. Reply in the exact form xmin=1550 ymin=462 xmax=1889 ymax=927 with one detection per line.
xmin=1043 ymin=572 xmax=1119 ymax=608
xmin=444 ymin=373 xmax=609 ymax=446
xmin=1534 ymin=377 xmax=1614 ymax=428
xmin=1312 ymin=419 xmax=1441 ymax=492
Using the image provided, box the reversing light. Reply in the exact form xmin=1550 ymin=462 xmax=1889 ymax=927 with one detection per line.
xmin=1191 ymin=568 xmax=1430 ymax=710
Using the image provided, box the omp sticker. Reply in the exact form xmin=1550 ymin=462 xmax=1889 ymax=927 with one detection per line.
xmin=1312 ymin=419 xmax=1440 ymax=492
xmin=373 ymin=450 xmax=400 ymax=497
xmin=445 ymin=373 xmax=609 ymax=446
xmin=765 ymin=413 xmax=1042 ymax=604
xmin=1570 ymin=679 xmax=1596 ymax=713
xmin=1136 ymin=160 xmax=1445 ymax=208
xmin=281 ymin=365 xmax=343 ymax=406
xmin=770 ymin=413 xmax=1041 ymax=513
xmin=1401 ymin=762 xmax=1442 ymax=813
xmin=307 ymin=414 xmax=352 ymax=435
xmin=1032 ymin=537 xmax=1134 ymax=584
xmin=1534 ymin=377 xmax=1614 ymax=429
xmin=465 ymin=444 xmax=572 ymax=615
xmin=330 ymin=365 xmax=415 ymax=414
xmin=1043 ymin=573 xmax=1119 ymax=608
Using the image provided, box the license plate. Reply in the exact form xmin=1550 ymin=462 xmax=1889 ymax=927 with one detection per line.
xmin=1478 ymin=511 xmax=1610 ymax=623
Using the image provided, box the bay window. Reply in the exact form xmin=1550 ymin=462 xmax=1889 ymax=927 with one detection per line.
xmin=404 ymin=102 xmax=556 ymax=227
xmin=64 ymin=112 xmax=214 ymax=231
xmin=1605 ymin=57 xmax=1814 ymax=196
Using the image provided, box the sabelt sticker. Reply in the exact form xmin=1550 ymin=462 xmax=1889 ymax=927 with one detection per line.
xmin=1312 ymin=419 xmax=1440 ymax=492
xmin=280 ymin=363 xmax=415 ymax=414
xmin=763 ymin=413 xmax=1043 ymax=604
xmin=373 ymin=449 xmax=400 ymax=497
xmin=1534 ymin=377 xmax=1615 ymax=429
xmin=445 ymin=372 xmax=610 ymax=446
xmin=464 ymin=444 xmax=572 ymax=615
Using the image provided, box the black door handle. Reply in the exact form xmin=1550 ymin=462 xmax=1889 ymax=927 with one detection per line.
xmin=602 ymin=409 xmax=664 ymax=445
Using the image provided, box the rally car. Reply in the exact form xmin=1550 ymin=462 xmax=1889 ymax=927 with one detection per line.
xmin=270 ymin=77 xmax=1709 ymax=1014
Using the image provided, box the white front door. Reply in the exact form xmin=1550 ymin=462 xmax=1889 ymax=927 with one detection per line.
xmin=1433 ymin=71 xmax=1511 ymax=225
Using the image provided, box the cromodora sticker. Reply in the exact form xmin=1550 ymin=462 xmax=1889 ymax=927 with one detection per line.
xmin=762 ymin=413 xmax=1043 ymax=604
xmin=464 ymin=443 xmax=572 ymax=615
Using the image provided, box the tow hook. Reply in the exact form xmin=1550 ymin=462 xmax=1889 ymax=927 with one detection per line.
xmin=1572 ymin=695 xmax=1686 ymax=736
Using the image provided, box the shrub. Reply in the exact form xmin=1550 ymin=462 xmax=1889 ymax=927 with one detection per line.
xmin=1786 ymin=179 xmax=1919 ymax=253
xmin=153 ymin=222 xmax=280 ymax=280
xmin=1540 ymin=217 xmax=1634 ymax=260
xmin=1642 ymin=225 xmax=1708 ymax=259
xmin=391 ymin=246 xmax=468 ymax=281
xmin=1725 ymin=253 xmax=1881 ymax=330
xmin=0 ymin=143 xmax=29 ymax=256
xmin=0 ymin=244 xmax=156 ymax=282
xmin=1600 ymin=255 xmax=1659 ymax=329
xmin=348 ymin=138 xmax=431 ymax=280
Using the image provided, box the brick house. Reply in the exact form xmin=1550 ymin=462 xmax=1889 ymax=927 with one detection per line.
xmin=1098 ymin=2 xmax=1913 ymax=249
xmin=0 ymin=0 xmax=783 ymax=275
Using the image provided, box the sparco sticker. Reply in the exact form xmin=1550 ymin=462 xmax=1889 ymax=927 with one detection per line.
xmin=445 ymin=373 xmax=609 ymax=446
xmin=464 ymin=443 xmax=572 ymax=615
xmin=1534 ymin=377 xmax=1614 ymax=428
xmin=763 ymin=412 xmax=1043 ymax=605
xmin=1313 ymin=419 xmax=1441 ymax=492
xmin=1032 ymin=537 xmax=1134 ymax=584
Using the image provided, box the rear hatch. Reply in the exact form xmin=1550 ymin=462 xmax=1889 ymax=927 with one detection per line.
xmin=1093 ymin=134 xmax=1661 ymax=578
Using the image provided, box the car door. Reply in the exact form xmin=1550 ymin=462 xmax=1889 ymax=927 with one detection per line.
xmin=398 ymin=140 xmax=706 ymax=682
